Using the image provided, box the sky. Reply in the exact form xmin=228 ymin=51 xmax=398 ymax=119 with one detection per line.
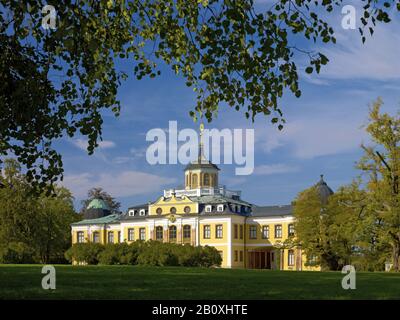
xmin=57 ymin=2 xmax=400 ymax=212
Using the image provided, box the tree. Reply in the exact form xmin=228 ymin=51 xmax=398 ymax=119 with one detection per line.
xmin=292 ymin=181 xmax=364 ymax=270
xmin=80 ymin=187 xmax=121 ymax=213
xmin=357 ymin=98 xmax=400 ymax=271
xmin=1 ymin=0 xmax=399 ymax=190
xmin=0 ymin=159 xmax=39 ymax=262
xmin=0 ymin=158 xmax=78 ymax=263
xmin=35 ymin=187 xmax=78 ymax=263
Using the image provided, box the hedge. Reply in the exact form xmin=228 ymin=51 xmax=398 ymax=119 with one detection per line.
xmin=65 ymin=241 xmax=222 ymax=267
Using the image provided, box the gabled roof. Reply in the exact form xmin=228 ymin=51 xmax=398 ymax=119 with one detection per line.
xmin=71 ymin=213 xmax=121 ymax=226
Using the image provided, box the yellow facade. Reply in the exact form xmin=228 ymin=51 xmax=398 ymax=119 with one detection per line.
xmin=72 ymin=216 xmax=320 ymax=270
xmin=149 ymin=195 xmax=198 ymax=216
xmin=71 ymin=140 xmax=321 ymax=271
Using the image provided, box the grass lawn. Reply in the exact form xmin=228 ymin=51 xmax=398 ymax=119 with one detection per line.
xmin=0 ymin=265 xmax=399 ymax=299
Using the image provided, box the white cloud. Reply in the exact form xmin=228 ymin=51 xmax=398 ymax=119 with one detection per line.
xmin=62 ymin=171 xmax=177 ymax=198
xmin=256 ymin=114 xmax=367 ymax=159
xmin=313 ymin=17 xmax=400 ymax=81
xmin=254 ymin=164 xmax=299 ymax=175
xmin=72 ymin=139 xmax=116 ymax=151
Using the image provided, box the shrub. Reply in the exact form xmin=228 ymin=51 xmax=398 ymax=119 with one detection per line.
xmin=0 ymin=242 xmax=35 ymax=264
xmin=119 ymin=241 xmax=141 ymax=265
xmin=64 ymin=243 xmax=104 ymax=265
xmin=98 ymin=243 xmax=121 ymax=265
xmin=64 ymin=241 xmax=222 ymax=268
xmin=200 ymin=245 xmax=223 ymax=267
xmin=136 ymin=241 xmax=179 ymax=266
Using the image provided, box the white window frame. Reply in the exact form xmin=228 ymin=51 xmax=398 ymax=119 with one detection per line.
xmin=205 ymin=205 xmax=212 ymax=212
xmin=217 ymin=204 xmax=224 ymax=212
xmin=77 ymin=231 xmax=84 ymax=243
xmin=139 ymin=228 xmax=146 ymax=241
xmin=139 ymin=209 xmax=145 ymax=216
xmin=93 ymin=231 xmax=100 ymax=243
xmin=203 ymin=225 xmax=211 ymax=239
xmin=128 ymin=228 xmax=134 ymax=241
xmin=216 ymin=224 xmax=223 ymax=238
xmin=288 ymin=250 xmax=295 ymax=266
xmin=128 ymin=210 xmax=135 ymax=216
xmin=108 ymin=231 xmax=114 ymax=244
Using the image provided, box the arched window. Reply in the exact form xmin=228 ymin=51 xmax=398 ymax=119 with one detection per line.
xmin=156 ymin=226 xmax=163 ymax=241
xmin=169 ymin=225 xmax=177 ymax=242
xmin=183 ymin=225 xmax=191 ymax=239
xmin=192 ymin=174 xmax=198 ymax=187
xmin=170 ymin=207 xmax=177 ymax=214
xmin=204 ymin=173 xmax=210 ymax=186
xmin=184 ymin=206 xmax=191 ymax=213
xmin=156 ymin=207 xmax=162 ymax=215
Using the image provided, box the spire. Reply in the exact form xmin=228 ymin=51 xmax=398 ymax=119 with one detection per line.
xmin=198 ymin=121 xmax=206 ymax=162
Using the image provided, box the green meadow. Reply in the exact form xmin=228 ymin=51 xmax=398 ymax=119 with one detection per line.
xmin=0 ymin=265 xmax=399 ymax=300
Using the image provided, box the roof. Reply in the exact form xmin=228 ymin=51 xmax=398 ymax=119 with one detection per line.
xmin=251 ymin=205 xmax=293 ymax=217
xmin=87 ymin=198 xmax=110 ymax=210
xmin=184 ymin=161 xmax=220 ymax=171
xmin=127 ymin=204 xmax=149 ymax=210
xmin=315 ymin=175 xmax=334 ymax=204
xmin=120 ymin=204 xmax=149 ymax=221
xmin=188 ymin=194 xmax=252 ymax=206
xmin=71 ymin=213 xmax=121 ymax=226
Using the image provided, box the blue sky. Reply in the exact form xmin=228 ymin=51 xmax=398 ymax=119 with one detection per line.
xmin=57 ymin=3 xmax=400 ymax=211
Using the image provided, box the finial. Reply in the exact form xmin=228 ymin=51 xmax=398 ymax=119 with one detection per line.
xmin=320 ymin=174 xmax=324 ymax=180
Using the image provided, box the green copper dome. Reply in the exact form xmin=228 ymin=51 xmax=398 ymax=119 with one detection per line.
xmin=87 ymin=198 xmax=110 ymax=210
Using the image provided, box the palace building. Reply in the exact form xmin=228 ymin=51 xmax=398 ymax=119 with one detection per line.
xmin=71 ymin=126 xmax=332 ymax=270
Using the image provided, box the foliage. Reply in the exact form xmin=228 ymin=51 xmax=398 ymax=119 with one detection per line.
xmin=64 ymin=241 xmax=222 ymax=267
xmin=64 ymin=243 xmax=104 ymax=265
xmin=1 ymin=0 xmax=399 ymax=190
xmin=80 ymin=187 xmax=121 ymax=213
xmin=357 ymin=98 xmax=400 ymax=271
xmin=98 ymin=242 xmax=141 ymax=265
xmin=293 ymin=181 xmax=365 ymax=270
xmin=0 ymin=242 xmax=35 ymax=264
xmin=293 ymin=98 xmax=400 ymax=272
xmin=0 ymin=159 xmax=78 ymax=264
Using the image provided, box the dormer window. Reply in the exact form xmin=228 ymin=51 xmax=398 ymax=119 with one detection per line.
xmin=217 ymin=204 xmax=224 ymax=212
xmin=128 ymin=210 xmax=135 ymax=216
xmin=205 ymin=205 xmax=212 ymax=213
xmin=139 ymin=209 xmax=146 ymax=216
